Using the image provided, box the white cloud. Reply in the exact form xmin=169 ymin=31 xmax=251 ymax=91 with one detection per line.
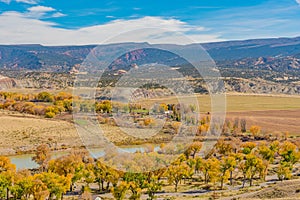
xmin=0 ymin=12 xmax=222 ymax=45
xmin=27 ymin=6 xmax=55 ymax=12
xmin=51 ymin=12 xmax=66 ymax=18
xmin=106 ymin=15 xmax=116 ymax=19
xmin=1 ymin=0 xmax=38 ymax=4
xmin=26 ymin=5 xmax=57 ymax=18
xmin=16 ymin=0 xmax=38 ymax=4
xmin=296 ymin=0 xmax=300 ymax=5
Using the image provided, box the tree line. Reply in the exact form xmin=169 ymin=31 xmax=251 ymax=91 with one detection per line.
xmin=0 ymin=138 xmax=299 ymax=200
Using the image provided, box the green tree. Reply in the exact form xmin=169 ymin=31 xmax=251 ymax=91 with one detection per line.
xmin=279 ymin=141 xmax=300 ymax=165
xmin=241 ymin=142 xmax=256 ymax=155
xmin=145 ymin=173 xmax=162 ymax=200
xmin=277 ymin=162 xmax=292 ymax=181
xmin=124 ymin=172 xmax=147 ymax=200
xmin=111 ymin=181 xmax=128 ymax=200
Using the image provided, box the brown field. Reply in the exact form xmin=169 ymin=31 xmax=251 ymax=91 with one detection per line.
xmin=227 ymin=109 xmax=300 ymax=136
xmin=0 ymin=110 xmax=81 ymax=155
xmin=141 ymin=94 xmax=300 ymax=135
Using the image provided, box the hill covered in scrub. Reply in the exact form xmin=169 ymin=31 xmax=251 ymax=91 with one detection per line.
xmin=0 ymin=36 xmax=300 ymax=94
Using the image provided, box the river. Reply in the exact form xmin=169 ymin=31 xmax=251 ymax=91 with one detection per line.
xmin=9 ymin=145 xmax=161 ymax=170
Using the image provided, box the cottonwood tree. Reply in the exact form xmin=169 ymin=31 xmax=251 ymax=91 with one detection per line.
xmin=257 ymin=142 xmax=277 ymax=180
xmin=241 ymin=142 xmax=257 ymax=155
xmin=48 ymin=153 xmax=85 ymax=191
xmin=216 ymin=140 xmax=233 ymax=156
xmin=37 ymin=172 xmax=71 ymax=200
xmin=31 ymin=175 xmax=49 ymax=200
xmin=220 ymin=156 xmax=236 ymax=189
xmin=250 ymin=126 xmax=261 ymax=138
xmin=124 ymin=172 xmax=147 ymax=200
xmin=111 ymin=181 xmax=128 ymax=200
xmin=200 ymin=158 xmax=220 ymax=185
xmin=145 ymin=173 xmax=162 ymax=200
xmin=185 ymin=141 xmax=202 ymax=159
xmin=32 ymin=144 xmax=51 ymax=172
xmin=245 ymin=154 xmax=264 ymax=187
xmin=277 ymin=141 xmax=300 ymax=180
xmin=11 ymin=175 xmax=33 ymax=199
xmin=165 ymin=162 xmax=191 ymax=192
xmin=0 ymin=156 xmax=16 ymax=199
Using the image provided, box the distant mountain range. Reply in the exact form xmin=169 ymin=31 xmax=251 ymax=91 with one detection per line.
xmin=0 ymin=37 xmax=300 ymax=94
xmin=0 ymin=36 xmax=300 ymax=72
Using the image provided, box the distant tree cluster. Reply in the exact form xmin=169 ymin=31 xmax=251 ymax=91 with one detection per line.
xmin=0 ymin=91 xmax=73 ymax=118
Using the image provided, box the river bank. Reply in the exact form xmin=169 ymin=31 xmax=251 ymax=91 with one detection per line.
xmin=8 ymin=144 xmax=161 ymax=170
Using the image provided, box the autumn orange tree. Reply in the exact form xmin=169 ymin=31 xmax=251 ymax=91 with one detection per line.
xmin=249 ymin=125 xmax=261 ymax=138
xmin=32 ymin=144 xmax=51 ymax=172
xmin=185 ymin=141 xmax=202 ymax=159
xmin=31 ymin=174 xmax=49 ymax=200
xmin=48 ymin=153 xmax=85 ymax=192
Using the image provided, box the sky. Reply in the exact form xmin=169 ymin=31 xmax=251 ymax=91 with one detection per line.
xmin=0 ymin=0 xmax=300 ymax=45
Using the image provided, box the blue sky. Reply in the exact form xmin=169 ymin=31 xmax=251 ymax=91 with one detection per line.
xmin=0 ymin=0 xmax=299 ymax=45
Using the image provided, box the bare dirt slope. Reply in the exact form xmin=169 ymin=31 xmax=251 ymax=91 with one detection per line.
xmin=229 ymin=179 xmax=300 ymax=199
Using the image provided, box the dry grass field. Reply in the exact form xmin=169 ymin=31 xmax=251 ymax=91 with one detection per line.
xmin=0 ymin=110 xmax=81 ymax=155
xmin=140 ymin=94 xmax=300 ymax=112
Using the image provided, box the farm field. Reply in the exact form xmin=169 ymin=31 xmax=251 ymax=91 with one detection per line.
xmin=141 ymin=94 xmax=300 ymax=135
xmin=140 ymin=94 xmax=300 ymax=112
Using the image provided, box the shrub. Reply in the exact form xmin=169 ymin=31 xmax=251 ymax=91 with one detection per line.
xmin=45 ymin=112 xmax=56 ymax=118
